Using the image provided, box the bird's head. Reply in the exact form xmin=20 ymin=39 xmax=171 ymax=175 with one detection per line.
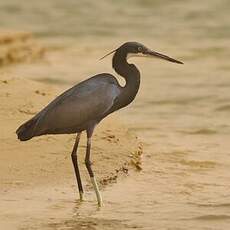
xmin=100 ymin=41 xmax=183 ymax=64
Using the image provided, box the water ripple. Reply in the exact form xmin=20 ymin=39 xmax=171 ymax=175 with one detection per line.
xmin=216 ymin=104 xmax=230 ymax=112
xmin=189 ymin=202 xmax=230 ymax=208
xmin=193 ymin=214 xmax=230 ymax=221
xmin=179 ymin=128 xmax=217 ymax=135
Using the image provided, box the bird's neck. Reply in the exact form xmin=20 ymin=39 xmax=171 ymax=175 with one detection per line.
xmin=112 ymin=51 xmax=140 ymax=108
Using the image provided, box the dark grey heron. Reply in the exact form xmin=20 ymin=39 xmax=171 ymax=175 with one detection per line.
xmin=16 ymin=42 xmax=183 ymax=207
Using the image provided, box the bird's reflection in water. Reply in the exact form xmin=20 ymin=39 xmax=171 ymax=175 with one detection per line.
xmin=47 ymin=212 xmax=132 ymax=230
xmin=45 ymin=194 xmax=140 ymax=230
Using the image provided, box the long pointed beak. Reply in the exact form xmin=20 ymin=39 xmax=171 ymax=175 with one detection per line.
xmin=145 ymin=50 xmax=183 ymax=64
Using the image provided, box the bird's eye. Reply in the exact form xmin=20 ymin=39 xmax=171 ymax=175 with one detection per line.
xmin=138 ymin=46 xmax=142 ymax=52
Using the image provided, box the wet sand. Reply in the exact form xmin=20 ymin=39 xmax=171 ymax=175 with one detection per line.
xmin=1 ymin=34 xmax=230 ymax=229
xmin=0 ymin=39 xmax=142 ymax=229
xmin=1 ymin=0 xmax=230 ymax=229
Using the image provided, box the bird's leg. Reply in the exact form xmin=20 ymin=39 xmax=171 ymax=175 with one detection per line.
xmin=71 ymin=132 xmax=84 ymax=201
xmin=85 ymin=128 xmax=103 ymax=207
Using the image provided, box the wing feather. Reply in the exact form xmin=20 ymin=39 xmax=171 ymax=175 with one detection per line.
xmin=33 ymin=76 xmax=120 ymax=135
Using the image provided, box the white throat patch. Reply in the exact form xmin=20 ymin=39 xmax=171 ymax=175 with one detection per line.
xmin=127 ymin=52 xmax=146 ymax=60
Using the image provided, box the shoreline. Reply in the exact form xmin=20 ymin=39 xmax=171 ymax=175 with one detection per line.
xmin=0 ymin=76 xmax=142 ymax=229
xmin=0 ymin=31 xmax=142 ymax=229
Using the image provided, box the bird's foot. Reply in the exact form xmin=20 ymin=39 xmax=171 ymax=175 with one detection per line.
xmin=79 ymin=191 xmax=84 ymax=201
xmin=97 ymin=200 xmax=103 ymax=208
xmin=90 ymin=177 xmax=103 ymax=207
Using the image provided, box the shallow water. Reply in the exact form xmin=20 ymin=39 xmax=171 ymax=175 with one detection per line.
xmin=1 ymin=0 xmax=230 ymax=229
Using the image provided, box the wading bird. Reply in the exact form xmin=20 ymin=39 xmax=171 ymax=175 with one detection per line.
xmin=16 ymin=42 xmax=183 ymax=207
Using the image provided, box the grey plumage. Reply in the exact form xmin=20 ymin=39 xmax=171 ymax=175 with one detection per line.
xmin=16 ymin=41 xmax=183 ymax=206
xmin=17 ymin=74 xmax=120 ymax=140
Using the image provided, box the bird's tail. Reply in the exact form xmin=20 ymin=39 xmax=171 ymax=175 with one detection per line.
xmin=16 ymin=117 xmax=38 ymax=141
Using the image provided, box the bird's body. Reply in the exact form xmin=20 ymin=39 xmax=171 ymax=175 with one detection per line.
xmin=17 ymin=74 xmax=121 ymax=140
xmin=16 ymin=42 xmax=183 ymax=206
xmin=17 ymin=50 xmax=141 ymax=141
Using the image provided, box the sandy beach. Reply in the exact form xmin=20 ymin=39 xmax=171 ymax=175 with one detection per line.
xmin=0 ymin=32 xmax=142 ymax=229
xmin=1 ymin=0 xmax=230 ymax=229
